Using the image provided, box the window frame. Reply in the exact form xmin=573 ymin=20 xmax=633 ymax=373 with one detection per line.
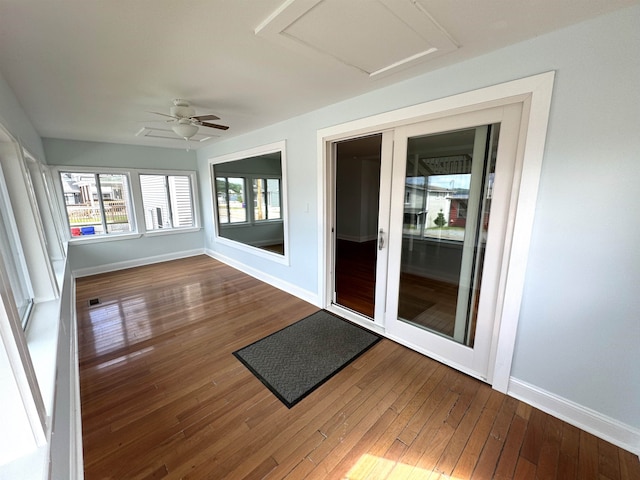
xmin=208 ymin=140 xmax=289 ymax=264
xmin=57 ymin=169 xmax=137 ymax=240
xmin=215 ymin=175 xmax=248 ymax=225
xmin=0 ymin=163 xmax=34 ymax=328
xmin=213 ymin=173 xmax=284 ymax=226
xmin=53 ymin=166 xmax=200 ymax=243
xmin=252 ymin=177 xmax=282 ymax=222
xmin=139 ymin=172 xmax=198 ymax=232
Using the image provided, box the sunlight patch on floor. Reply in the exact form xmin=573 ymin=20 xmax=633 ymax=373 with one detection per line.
xmin=344 ymin=453 xmax=459 ymax=479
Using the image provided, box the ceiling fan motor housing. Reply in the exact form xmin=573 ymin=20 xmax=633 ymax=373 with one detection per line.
xmin=170 ymin=99 xmax=195 ymax=119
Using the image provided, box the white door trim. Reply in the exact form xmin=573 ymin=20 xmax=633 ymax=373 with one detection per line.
xmin=317 ymin=71 xmax=555 ymax=392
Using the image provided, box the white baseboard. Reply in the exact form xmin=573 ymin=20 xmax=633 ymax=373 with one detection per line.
xmin=205 ymin=249 xmax=320 ymax=306
xmin=508 ymin=377 xmax=640 ymax=456
xmin=72 ymin=249 xmax=205 ymax=278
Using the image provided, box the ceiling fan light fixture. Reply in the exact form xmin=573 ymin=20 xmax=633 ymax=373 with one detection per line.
xmin=172 ymin=122 xmax=198 ymax=139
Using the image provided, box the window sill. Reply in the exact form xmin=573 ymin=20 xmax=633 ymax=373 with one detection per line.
xmin=143 ymin=226 xmax=201 ymax=237
xmin=68 ymin=232 xmax=142 ymax=245
xmin=25 ymin=299 xmax=61 ymax=418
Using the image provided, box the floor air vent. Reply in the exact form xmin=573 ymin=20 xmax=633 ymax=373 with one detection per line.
xmin=88 ymin=298 xmax=100 ymax=306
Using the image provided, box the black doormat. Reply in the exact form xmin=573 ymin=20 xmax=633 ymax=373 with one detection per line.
xmin=233 ymin=310 xmax=381 ymax=408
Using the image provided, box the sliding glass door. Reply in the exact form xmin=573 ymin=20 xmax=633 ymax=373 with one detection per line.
xmin=384 ymin=105 xmax=522 ymax=379
xmin=328 ymin=104 xmax=522 ymax=380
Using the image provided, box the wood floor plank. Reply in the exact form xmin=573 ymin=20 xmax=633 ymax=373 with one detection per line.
xmin=449 ymin=390 xmax=505 ymax=478
xmin=520 ymin=406 xmax=546 ymax=464
xmin=599 ymin=438 xmax=622 ymax=480
xmin=514 ymin=457 xmax=537 ymax=480
xmin=619 ymin=448 xmax=640 ymax=480
xmin=493 ymin=414 xmax=528 ymax=480
xmin=76 ymin=256 xmax=640 ymax=480
xmin=428 ymin=384 xmax=493 ymax=479
xmin=578 ymin=430 xmax=601 ymax=480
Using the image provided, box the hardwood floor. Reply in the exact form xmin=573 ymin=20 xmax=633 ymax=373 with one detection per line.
xmin=76 ymin=255 xmax=640 ymax=479
xmin=335 ymin=240 xmax=460 ymax=338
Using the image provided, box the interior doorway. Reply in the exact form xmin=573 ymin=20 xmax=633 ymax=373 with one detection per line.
xmin=333 ymin=134 xmax=383 ymax=318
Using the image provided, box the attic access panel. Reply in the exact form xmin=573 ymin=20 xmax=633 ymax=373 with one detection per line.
xmin=256 ymin=0 xmax=458 ymax=77
xmin=135 ymin=127 xmax=215 ymax=143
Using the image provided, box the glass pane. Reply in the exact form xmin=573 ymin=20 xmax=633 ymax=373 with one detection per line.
xmin=168 ymin=175 xmax=194 ymax=227
xmin=215 ymin=177 xmax=229 ymax=224
xmin=266 ymin=178 xmax=281 ymax=220
xmin=0 ymin=182 xmax=33 ymax=325
xmin=397 ymin=125 xmax=499 ymax=346
xmin=253 ymin=178 xmax=267 ymax=220
xmin=225 ymin=177 xmax=246 ymax=223
xmin=99 ymin=174 xmax=133 ymax=234
xmin=61 ymin=172 xmax=104 ymax=235
xmin=140 ymin=174 xmax=170 ymax=229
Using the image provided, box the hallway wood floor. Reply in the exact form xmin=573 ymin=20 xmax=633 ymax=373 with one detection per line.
xmin=76 ymin=255 xmax=639 ymax=479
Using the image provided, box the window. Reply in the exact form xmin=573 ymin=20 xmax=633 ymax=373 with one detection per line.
xmin=253 ymin=178 xmax=281 ymax=221
xmin=60 ymin=172 xmax=133 ymax=237
xmin=140 ymin=174 xmax=194 ymax=230
xmin=457 ymin=200 xmax=468 ymax=219
xmin=216 ymin=176 xmax=247 ymax=224
xmin=56 ymin=168 xmax=200 ymax=241
xmin=0 ymin=180 xmax=33 ymax=327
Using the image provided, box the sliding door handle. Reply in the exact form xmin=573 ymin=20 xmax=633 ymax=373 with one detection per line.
xmin=378 ymin=228 xmax=385 ymax=250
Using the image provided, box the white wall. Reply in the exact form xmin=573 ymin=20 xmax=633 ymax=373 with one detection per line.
xmin=1 ymin=5 xmax=637 ymax=463
xmin=43 ymin=139 xmax=205 ymax=272
xmin=0 ymin=74 xmax=44 ymax=162
xmin=0 ymin=70 xmax=51 ymax=476
xmin=197 ymin=5 xmax=640 ymax=439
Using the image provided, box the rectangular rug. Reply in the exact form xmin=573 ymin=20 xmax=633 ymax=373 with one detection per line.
xmin=233 ymin=309 xmax=382 ymax=408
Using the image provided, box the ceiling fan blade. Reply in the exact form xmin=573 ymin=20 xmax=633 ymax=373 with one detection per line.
xmin=192 ymin=114 xmax=220 ymax=121
xmin=200 ymin=121 xmax=229 ymax=130
xmin=149 ymin=111 xmax=178 ymax=119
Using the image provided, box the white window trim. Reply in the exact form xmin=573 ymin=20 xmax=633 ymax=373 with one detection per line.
xmin=52 ymin=166 xmax=201 ymax=242
xmin=208 ymin=140 xmax=289 ymax=265
xmin=215 ymin=172 xmax=284 ymax=226
xmin=136 ymin=168 xmax=200 ymax=233
xmin=317 ymin=71 xmax=555 ymax=393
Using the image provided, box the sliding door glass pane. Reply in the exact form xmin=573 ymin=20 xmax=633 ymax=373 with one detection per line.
xmin=398 ymin=125 xmax=499 ymax=347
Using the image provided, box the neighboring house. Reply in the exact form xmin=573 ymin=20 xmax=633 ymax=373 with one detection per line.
xmin=404 ymin=182 xmax=452 ymax=230
xmin=0 ymin=5 xmax=638 ymax=479
xmin=448 ymin=193 xmax=468 ymax=228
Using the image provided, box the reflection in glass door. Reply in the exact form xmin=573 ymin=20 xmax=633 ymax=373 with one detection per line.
xmin=397 ymin=125 xmax=499 ymax=346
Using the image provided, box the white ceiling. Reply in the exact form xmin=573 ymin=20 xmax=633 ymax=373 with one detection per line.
xmin=0 ymin=0 xmax=637 ymax=150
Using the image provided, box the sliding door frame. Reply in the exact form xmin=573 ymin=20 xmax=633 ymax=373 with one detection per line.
xmin=317 ymin=72 xmax=555 ymax=391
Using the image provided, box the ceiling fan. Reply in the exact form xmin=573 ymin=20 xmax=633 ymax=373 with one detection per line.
xmin=150 ymin=99 xmax=229 ymax=141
